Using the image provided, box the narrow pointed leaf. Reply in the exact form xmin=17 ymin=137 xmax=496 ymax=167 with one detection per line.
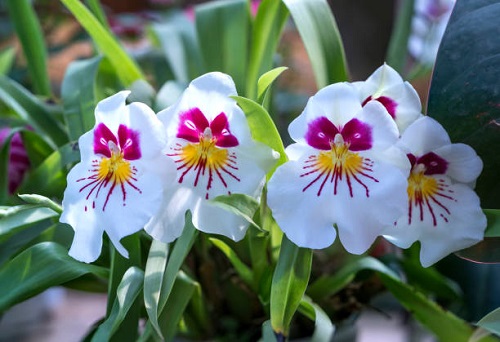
xmin=270 ymin=235 xmax=313 ymax=336
xmin=385 ymin=0 xmax=415 ymax=72
xmin=195 ymin=0 xmax=250 ymax=93
xmin=0 ymin=47 xmax=15 ymax=75
xmin=0 ymin=76 xmax=67 ymax=148
xmin=0 ymin=242 xmax=108 ymax=311
xmin=6 ymin=0 xmax=51 ymax=96
xmin=92 ymin=267 xmax=144 ymax=342
xmin=62 ymin=56 xmax=102 ymax=141
xmin=158 ymin=271 xmax=198 ymax=341
xmin=257 ymin=66 xmax=288 ymax=105
xmin=232 ymin=96 xmax=287 ymax=177
xmin=283 ymin=0 xmax=348 ymax=89
xmin=379 ymin=272 xmax=499 ymax=342
xmin=0 ymin=205 xmax=57 ymax=237
xmin=61 ymin=0 xmax=144 ymax=86
xmin=144 ymin=239 xmax=169 ymax=338
xmin=209 ymin=237 xmax=253 ymax=286
xmin=298 ymin=297 xmax=335 ymax=342
xmin=246 ymin=0 xmax=289 ymax=100
xmin=307 ymin=257 xmax=398 ymax=301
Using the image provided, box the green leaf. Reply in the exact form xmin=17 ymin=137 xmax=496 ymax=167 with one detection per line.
xmin=84 ymin=0 xmax=109 ymax=29
xmin=0 ymin=205 xmax=57 ymax=237
xmin=158 ymin=271 xmax=198 ymax=341
xmin=232 ymin=96 xmax=287 ymax=177
xmin=92 ymin=267 xmax=144 ymax=342
xmin=476 ymin=307 xmax=500 ymax=337
xmin=61 ymin=0 xmax=145 ymax=86
xmin=257 ymin=66 xmax=288 ymax=105
xmin=6 ymin=0 xmax=51 ymax=96
xmin=261 ymin=320 xmax=276 ymax=342
xmin=307 ymin=256 xmax=398 ymax=301
xmin=152 ymin=14 xmax=202 ymax=83
xmin=246 ymin=0 xmax=289 ymax=100
xmin=61 ymin=56 xmax=102 ymax=141
xmin=210 ymin=193 xmax=262 ymax=231
xmin=379 ymin=272 xmax=499 ymax=342
xmin=283 ymin=0 xmax=349 ymax=89
xmin=0 ymin=76 xmax=67 ymax=148
xmin=0 ymin=47 xmax=15 ymax=75
xmin=385 ymin=0 xmax=415 ymax=73
xmin=17 ymin=194 xmax=62 ymax=214
xmin=195 ymin=0 xmax=250 ymax=93
xmin=18 ymin=142 xmax=80 ymax=198
xmin=298 ymin=296 xmax=335 ymax=342
xmin=0 ymin=242 xmax=108 ymax=312
xmin=143 ymin=239 xmax=169 ymax=338
xmin=427 ymin=0 xmax=500 ymax=208
xmin=484 ymin=210 xmax=500 ymax=237
xmin=270 ymin=235 xmax=313 ymax=336
xmin=20 ymin=130 xmax=53 ymax=168
xmin=209 ymin=237 xmax=253 ymax=286
xmin=158 ymin=216 xmax=197 ymax=314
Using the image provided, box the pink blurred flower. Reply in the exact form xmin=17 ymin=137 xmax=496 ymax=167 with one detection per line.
xmin=0 ymin=128 xmax=30 ymax=194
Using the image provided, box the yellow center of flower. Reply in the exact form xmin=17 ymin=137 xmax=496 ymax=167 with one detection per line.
xmin=302 ymin=134 xmax=375 ymax=197
xmin=180 ymin=127 xmax=229 ymax=171
xmin=407 ymin=164 xmax=439 ymax=202
xmin=97 ymin=141 xmax=132 ymax=184
xmin=316 ymin=141 xmax=363 ymax=175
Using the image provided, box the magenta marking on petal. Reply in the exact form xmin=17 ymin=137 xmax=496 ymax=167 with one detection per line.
xmin=305 ymin=117 xmax=339 ymax=150
xmin=118 ymin=124 xmax=141 ymax=160
xmin=341 ymin=118 xmax=373 ymax=151
xmin=93 ymin=123 xmax=117 ymax=157
xmin=177 ymin=108 xmax=209 ymax=142
xmin=362 ymin=95 xmax=398 ymax=119
xmin=417 ymin=152 xmax=448 ymax=175
xmin=210 ymin=113 xmax=239 ymax=147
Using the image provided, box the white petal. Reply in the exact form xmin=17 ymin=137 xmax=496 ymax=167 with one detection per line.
xmin=434 ymin=143 xmax=483 ymax=184
xmin=399 ymin=116 xmax=451 ymax=155
xmin=361 ymin=64 xmax=405 ymax=98
xmin=267 ymin=160 xmax=338 ymax=249
xmin=144 ymin=186 xmax=194 ymax=243
xmin=355 ymin=101 xmax=400 ymax=150
xmin=289 ymin=83 xmax=362 ymax=143
xmin=125 ymin=102 xmax=167 ymax=159
xmin=385 ymin=181 xmax=486 ymax=267
xmin=333 ymin=155 xmax=408 ymax=254
xmin=95 ymin=91 xmax=130 ymax=125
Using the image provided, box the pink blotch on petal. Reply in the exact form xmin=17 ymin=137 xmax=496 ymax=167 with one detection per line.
xmin=93 ymin=123 xmax=117 ymax=157
xmin=362 ymin=95 xmax=398 ymax=119
xmin=305 ymin=117 xmax=339 ymax=150
xmin=210 ymin=113 xmax=239 ymax=147
xmin=177 ymin=108 xmax=210 ymax=143
xmin=118 ymin=124 xmax=141 ymax=160
xmin=341 ymin=118 xmax=373 ymax=151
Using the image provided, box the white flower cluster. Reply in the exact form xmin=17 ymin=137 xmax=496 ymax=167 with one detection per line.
xmin=61 ymin=66 xmax=486 ymax=267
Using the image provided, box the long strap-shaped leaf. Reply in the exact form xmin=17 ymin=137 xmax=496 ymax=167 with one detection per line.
xmin=284 ymin=0 xmax=349 ymax=88
xmin=0 ymin=242 xmax=108 ymax=312
xmin=270 ymin=235 xmax=313 ymax=337
xmin=61 ymin=0 xmax=145 ymax=87
xmin=6 ymin=0 xmax=51 ymax=96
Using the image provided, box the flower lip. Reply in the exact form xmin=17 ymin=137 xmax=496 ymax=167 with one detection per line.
xmin=362 ymin=95 xmax=398 ymax=119
xmin=305 ymin=116 xmax=373 ymax=151
xmin=177 ymin=108 xmax=239 ymax=148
